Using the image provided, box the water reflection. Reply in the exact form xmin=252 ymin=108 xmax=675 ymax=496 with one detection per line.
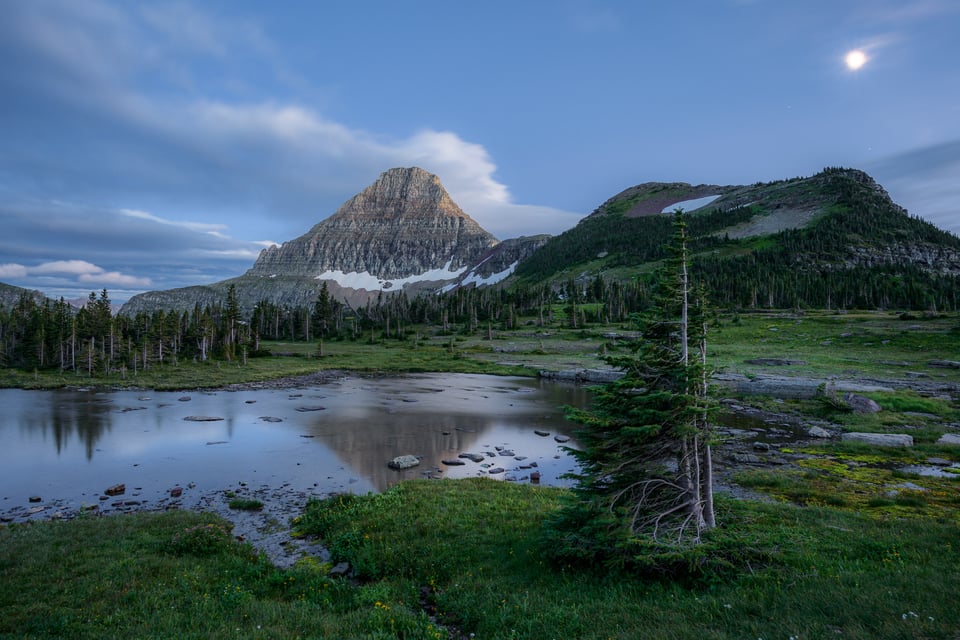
xmin=15 ymin=391 xmax=116 ymax=459
xmin=0 ymin=374 xmax=590 ymax=512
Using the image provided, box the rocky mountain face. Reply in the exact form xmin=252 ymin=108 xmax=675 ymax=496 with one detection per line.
xmin=248 ymin=167 xmax=498 ymax=281
xmin=0 ymin=282 xmax=48 ymax=309
xmin=122 ymin=167 xmax=522 ymax=314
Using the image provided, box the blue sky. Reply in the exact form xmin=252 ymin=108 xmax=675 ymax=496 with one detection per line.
xmin=2 ymin=0 xmax=958 ymax=302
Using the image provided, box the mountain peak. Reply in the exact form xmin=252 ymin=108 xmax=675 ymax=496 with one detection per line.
xmin=246 ymin=167 xmax=499 ymax=284
xmin=329 ymin=166 xmax=475 ymax=224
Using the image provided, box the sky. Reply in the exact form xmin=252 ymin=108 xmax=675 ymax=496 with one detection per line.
xmin=1 ymin=0 xmax=959 ymax=303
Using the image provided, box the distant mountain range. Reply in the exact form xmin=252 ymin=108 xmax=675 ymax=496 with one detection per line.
xmin=3 ymin=166 xmax=959 ymax=315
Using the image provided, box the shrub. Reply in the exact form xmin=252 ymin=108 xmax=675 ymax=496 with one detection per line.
xmin=228 ymin=498 xmax=264 ymax=511
xmin=169 ymin=522 xmax=235 ymax=556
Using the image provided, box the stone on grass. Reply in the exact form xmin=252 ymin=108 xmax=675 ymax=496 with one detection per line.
xmin=388 ymin=455 xmax=421 ymax=470
xmin=929 ymin=360 xmax=960 ymax=369
xmin=843 ymin=394 xmax=882 ymax=414
xmin=842 ymin=432 xmax=913 ymax=447
xmin=808 ymin=426 xmax=832 ymax=439
xmin=936 ymin=433 xmax=960 ymax=446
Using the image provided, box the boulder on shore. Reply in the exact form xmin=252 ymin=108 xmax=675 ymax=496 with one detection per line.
xmin=843 ymin=393 xmax=882 ymax=414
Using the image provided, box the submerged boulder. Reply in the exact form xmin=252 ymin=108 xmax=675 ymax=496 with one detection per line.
xmin=388 ymin=455 xmax=421 ymax=470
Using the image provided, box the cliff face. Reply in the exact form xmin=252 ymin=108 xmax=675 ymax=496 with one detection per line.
xmin=247 ymin=167 xmax=498 ymax=282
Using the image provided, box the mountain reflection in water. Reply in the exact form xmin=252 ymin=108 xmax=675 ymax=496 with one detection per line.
xmin=0 ymin=374 xmax=590 ymax=514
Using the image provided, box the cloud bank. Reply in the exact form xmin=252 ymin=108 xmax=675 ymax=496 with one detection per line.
xmin=0 ymin=1 xmax=582 ymax=302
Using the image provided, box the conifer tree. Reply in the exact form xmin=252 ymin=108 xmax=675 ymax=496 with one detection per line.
xmin=559 ymin=210 xmax=715 ymax=554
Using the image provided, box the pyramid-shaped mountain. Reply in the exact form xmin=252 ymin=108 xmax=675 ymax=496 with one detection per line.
xmin=247 ymin=167 xmax=498 ymax=287
xmin=121 ymin=167 xmax=547 ymax=314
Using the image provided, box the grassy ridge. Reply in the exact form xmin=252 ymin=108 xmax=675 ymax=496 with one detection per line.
xmin=3 ymin=481 xmax=958 ymax=639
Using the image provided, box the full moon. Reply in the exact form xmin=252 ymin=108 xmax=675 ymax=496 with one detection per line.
xmin=845 ymin=49 xmax=868 ymax=71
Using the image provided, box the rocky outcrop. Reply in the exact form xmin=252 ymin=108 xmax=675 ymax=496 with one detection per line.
xmin=841 ymin=432 xmax=914 ymax=447
xmin=442 ymin=235 xmax=551 ymax=291
xmin=0 ymin=282 xmax=49 ymax=309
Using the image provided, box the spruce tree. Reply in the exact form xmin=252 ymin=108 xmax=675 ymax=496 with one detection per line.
xmin=557 ymin=210 xmax=715 ymax=557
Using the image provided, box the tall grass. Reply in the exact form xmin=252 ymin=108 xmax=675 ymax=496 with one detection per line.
xmin=2 ymin=480 xmax=958 ymax=638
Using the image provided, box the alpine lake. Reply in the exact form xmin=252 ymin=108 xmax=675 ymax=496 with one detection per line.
xmin=0 ymin=374 xmax=591 ymax=528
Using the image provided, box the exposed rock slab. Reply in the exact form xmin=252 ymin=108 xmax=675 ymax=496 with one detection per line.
xmin=842 ymin=432 xmax=913 ymax=447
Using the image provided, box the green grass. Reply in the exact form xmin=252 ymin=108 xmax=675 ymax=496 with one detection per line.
xmin=0 ymin=340 xmax=535 ymax=390
xmin=297 ymin=479 xmax=960 ymax=639
xmin=4 ymin=310 xmax=959 ymax=390
xmin=228 ymin=499 xmax=264 ymax=511
xmin=707 ymin=310 xmax=960 ymax=381
xmin=0 ymin=510 xmax=441 ymax=639
xmin=3 ymin=480 xmax=959 ymax=638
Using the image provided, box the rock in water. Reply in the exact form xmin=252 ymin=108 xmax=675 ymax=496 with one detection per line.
xmin=388 ymin=455 xmax=421 ymax=470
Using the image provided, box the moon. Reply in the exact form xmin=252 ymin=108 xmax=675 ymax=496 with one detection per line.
xmin=845 ymin=49 xmax=868 ymax=71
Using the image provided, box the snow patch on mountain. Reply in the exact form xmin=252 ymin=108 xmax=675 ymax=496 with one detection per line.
xmin=318 ymin=260 xmax=468 ymax=291
xmin=661 ymin=195 xmax=720 ymax=213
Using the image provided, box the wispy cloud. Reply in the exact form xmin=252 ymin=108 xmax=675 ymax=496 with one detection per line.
xmin=863 ymin=0 xmax=960 ymax=25
xmin=119 ymin=209 xmax=228 ymax=235
xmin=0 ymin=1 xmax=583 ymax=301
xmin=868 ymin=140 xmax=960 ymax=237
xmin=30 ymin=260 xmax=105 ymax=276
xmin=0 ymin=259 xmax=151 ymax=289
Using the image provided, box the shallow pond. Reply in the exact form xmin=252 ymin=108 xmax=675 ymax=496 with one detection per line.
xmin=0 ymin=374 xmax=590 ymax=522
